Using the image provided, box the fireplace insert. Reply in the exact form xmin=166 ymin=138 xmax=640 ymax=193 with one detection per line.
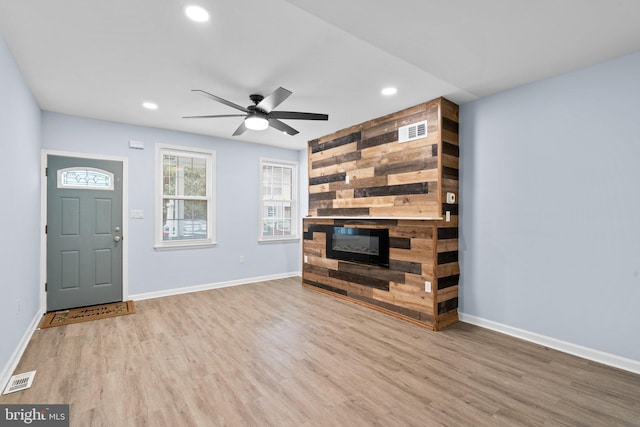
xmin=326 ymin=226 xmax=389 ymax=267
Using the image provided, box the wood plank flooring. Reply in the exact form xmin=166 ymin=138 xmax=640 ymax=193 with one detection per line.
xmin=2 ymin=277 xmax=639 ymax=426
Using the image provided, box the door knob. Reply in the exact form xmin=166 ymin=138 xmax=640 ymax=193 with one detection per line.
xmin=114 ymin=236 xmax=122 ymax=242
xmin=114 ymin=226 xmax=121 ymax=232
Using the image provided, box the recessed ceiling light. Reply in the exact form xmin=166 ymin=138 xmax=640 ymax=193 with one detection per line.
xmin=381 ymin=87 xmax=397 ymax=96
xmin=142 ymin=102 xmax=158 ymax=110
xmin=185 ymin=5 xmax=210 ymax=22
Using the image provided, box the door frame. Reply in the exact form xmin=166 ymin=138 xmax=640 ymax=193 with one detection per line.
xmin=40 ymin=149 xmax=129 ymax=313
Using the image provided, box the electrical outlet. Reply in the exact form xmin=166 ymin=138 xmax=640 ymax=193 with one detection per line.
xmin=446 ymin=192 xmax=456 ymax=204
xmin=16 ymin=299 xmax=21 ymax=314
xmin=446 ymin=211 xmax=451 ymax=222
xmin=304 ymin=255 xmax=308 ymax=263
xmin=239 ymin=256 xmax=245 ymax=263
xmin=424 ymin=281 xmax=432 ymax=293
xmin=345 ymin=174 xmax=350 ymax=184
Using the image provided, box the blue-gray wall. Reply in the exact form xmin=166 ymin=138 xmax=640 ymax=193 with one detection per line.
xmin=2 ymin=31 xmax=304 ymax=382
xmin=0 ymin=36 xmax=42 ymax=378
xmin=3 ymin=28 xmax=639 ymax=383
xmin=460 ymin=52 xmax=640 ymax=361
xmin=42 ymin=112 xmax=302 ymax=296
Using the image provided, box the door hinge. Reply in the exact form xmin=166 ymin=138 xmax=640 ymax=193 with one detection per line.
xmin=45 ymin=283 xmax=47 ymax=292
xmin=45 ymin=167 xmax=48 ymax=177
xmin=45 ymin=225 xmax=47 ymax=234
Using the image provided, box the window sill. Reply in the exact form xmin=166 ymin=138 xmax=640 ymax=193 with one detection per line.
xmin=258 ymin=236 xmax=300 ymax=244
xmin=154 ymin=241 xmax=218 ymax=251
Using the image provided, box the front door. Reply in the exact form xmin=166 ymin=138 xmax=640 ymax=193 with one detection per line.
xmin=47 ymin=155 xmax=123 ymax=311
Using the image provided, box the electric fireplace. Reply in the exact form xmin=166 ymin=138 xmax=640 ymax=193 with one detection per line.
xmin=326 ymin=226 xmax=389 ymax=267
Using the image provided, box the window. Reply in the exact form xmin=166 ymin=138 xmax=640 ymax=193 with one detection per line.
xmin=57 ymin=167 xmax=114 ymax=190
xmin=155 ymin=144 xmax=215 ymax=249
xmin=259 ymin=159 xmax=298 ymax=242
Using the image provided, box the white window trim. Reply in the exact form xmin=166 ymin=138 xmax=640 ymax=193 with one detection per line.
xmin=155 ymin=143 xmax=217 ymax=250
xmin=259 ymin=158 xmax=299 ymax=243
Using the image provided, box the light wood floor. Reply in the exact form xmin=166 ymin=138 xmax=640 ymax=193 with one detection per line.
xmin=2 ymin=277 xmax=639 ymax=426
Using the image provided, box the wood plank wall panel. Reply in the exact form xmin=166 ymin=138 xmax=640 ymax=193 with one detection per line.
xmin=435 ymin=98 xmax=460 ymax=330
xmin=303 ymin=97 xmax=460 ymax=331
xmin=303 ymin=218 xmax=436 ymax=329
xmin=308 ymin=99 xmax=442 ymax=218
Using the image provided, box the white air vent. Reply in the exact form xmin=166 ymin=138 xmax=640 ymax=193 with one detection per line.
xmin=3 ymin=370 xmax=36 ymax=394
xmin=398 ymin=120 xmax=428 ymax=143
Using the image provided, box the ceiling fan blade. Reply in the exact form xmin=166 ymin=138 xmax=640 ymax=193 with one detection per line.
xmin=183 ymin=114 xmax=247 ymax=119
xmin=192 ymin=89 xmax=249 ymax=113
xmin=268 ymin=119 xmax=299 ymax=136
xmin=256 ymin=87 xmax=292 ymax=113
xmin=232 ymin=121 xmax=248 ymax=136
xmin=268 ymin=111 xmax=329 ymax=121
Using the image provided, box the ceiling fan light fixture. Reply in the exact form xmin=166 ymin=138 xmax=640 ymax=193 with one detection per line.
xmin=245 ymin=116 xmax=269 ymax=131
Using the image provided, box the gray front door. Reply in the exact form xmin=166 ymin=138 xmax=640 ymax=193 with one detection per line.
xmin=47 ymin=155 xmax=123 ymax=311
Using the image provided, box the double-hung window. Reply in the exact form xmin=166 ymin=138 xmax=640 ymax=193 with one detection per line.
xmin=155 ymin=144 xmax=216 ymax=249
xmin=259 ymin=159 xmax=298 ymax=242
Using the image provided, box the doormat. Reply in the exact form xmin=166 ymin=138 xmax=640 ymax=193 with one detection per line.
xmin=39 ymin=300 xmax=135 ymax=329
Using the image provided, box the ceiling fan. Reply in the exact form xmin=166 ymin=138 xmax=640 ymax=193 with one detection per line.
xmin=183 ymin=87 xmax=329 ymax=136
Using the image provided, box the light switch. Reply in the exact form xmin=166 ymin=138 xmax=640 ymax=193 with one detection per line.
xmin=130 ymin=210 xmax=144 ymax=219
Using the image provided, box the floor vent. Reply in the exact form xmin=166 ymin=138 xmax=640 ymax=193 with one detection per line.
xmin=398 ymin=120 xmax=428 ymax=143
xmin=3 ymin=370 xmax=36 ymax=394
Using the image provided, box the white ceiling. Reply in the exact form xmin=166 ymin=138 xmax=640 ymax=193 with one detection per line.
xmin=1 ymin=0 xmax=639 ymax=150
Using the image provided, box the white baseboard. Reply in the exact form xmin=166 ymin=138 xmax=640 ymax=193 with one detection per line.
xmin=1 ymin=310 xmax=43 ymax=392
xmin=129 ymin=271 xmax=302 ymax=301
xmin=458 ymin=312 xmax=640 ymax=375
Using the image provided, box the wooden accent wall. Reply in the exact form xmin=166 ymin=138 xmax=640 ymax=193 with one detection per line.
xmin=303 ymin=218 xmax=437 ymax=328
xmin=308 ymin=99 xmax=443 ymax=218
xmin=303 ymin=97 xmax=459 ymax=331
xmin=435 ymin=98 xmax=460 ymax=330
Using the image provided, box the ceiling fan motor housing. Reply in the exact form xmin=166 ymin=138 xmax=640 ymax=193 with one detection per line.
xmin=247 ymin=104 xmax=265 ymax=115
